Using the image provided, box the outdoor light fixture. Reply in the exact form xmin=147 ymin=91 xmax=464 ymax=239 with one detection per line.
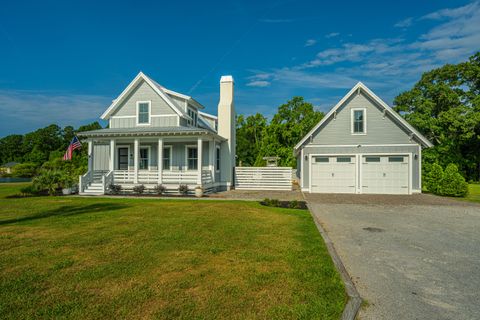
xmin=304 ymin=155 xmax=308 ymax=161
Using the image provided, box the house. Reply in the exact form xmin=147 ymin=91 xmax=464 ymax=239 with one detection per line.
xmin=77 ymin=72 xmax=235 ymax=195
xmin=0 ymin=162 xmax=19 ymax=174
xmin=295 ymin=82 xmax=433 ymax=195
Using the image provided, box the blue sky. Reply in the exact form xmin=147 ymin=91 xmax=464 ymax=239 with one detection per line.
xmin=1 ymin=0 xmax=479 ymax=137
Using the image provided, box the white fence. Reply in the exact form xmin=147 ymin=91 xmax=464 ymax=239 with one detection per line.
xmin=235 ymin=167 xmax=293 ymax=191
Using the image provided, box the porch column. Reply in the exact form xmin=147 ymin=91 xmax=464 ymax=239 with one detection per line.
xmin=158 ymin=138 xmax=163 ymax=184
xmin=209 ymin=139 xmax=215 ymax=183
xmin=88 ymin=139 xmax=94 ymax=172
xmin=134 ymin=138 xmax=139 ymax=184
xmin=197 ymin=137 xmax=203 ymax=185
xmin=109 ymin=139 xmax=116 ymax=171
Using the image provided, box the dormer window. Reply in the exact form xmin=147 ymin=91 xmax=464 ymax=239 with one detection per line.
xmin=136 ymin=101 xmax=151 ymax=125
xmin=187 ymin=107 xmax=198 ymax=127
xmin=351 ymin=108 xmax=366 ymax=134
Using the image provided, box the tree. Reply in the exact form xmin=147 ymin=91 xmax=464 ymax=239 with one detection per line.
xmin=236 ymin=113 xmax=267 ymax=166
xmin=256 ymin=97 xmax=324 ymax=167
xmin=0 ymin=134 xmax=23 ymax=164
xmin=394 ymin=52 xmax=480 ymax=181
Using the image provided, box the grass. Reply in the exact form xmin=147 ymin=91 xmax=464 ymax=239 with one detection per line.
xmin=465 ymin=183 xmax=480 ymax=203
xmin=0 ymin=183 xmax=346 ymax=319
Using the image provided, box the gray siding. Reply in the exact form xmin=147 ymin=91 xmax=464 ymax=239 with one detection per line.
xmin=111 ymin=80 xmax=176 ymax=118
xmin=301 ymin=145 xmax=421 ymax=191
xmin=93 ymin=144 xmax=110 ymax=171
xmin=311 ymin=92 xmax=413 ymax=145
xmin=110 ymin=116 xmax=178 ymax=128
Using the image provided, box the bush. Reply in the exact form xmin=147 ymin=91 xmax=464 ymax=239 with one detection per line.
xmin=108 ymin=184 xmax=122 ymax=195
xmin=133 ymin=184 xmax=145 ymax=194
xmin=424 ymin=163 xmax=444 ymax=194
xmin=289 ymin=200 xmax=299 ymax=209
xmin=438 ymin=164 xmax=468 ymax=197
xmin=20 ymin=184 xmax=40 ymax=196
xmin=153 ymin=184 xmax=167 ymax=195
xmin=11 ymin=163 xmax=38 ymax=178
xmin=32 ymin=169 xmax=62 ymax=196
xmin=178 ymin=184 xmax=189 ymax=195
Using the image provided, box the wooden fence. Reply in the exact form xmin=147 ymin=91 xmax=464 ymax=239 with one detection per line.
xmin=234 ymin=167 xmax=292 ymax=190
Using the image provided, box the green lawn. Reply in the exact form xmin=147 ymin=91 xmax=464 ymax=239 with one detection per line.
xmin=0 ymin=183 xmax=345 ymax=319
xmin=466 ymin=183 xmax=480 ymax=203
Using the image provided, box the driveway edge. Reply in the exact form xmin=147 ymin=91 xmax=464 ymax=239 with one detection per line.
xmin=307 ymin=204 xmax=362 ymax=320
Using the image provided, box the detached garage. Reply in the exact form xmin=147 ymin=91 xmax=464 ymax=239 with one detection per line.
xmin=295 ymin=82 xmax=432 ymax=195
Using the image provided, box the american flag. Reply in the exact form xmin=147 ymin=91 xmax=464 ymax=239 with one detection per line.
xmin=63 ymin=136 xmax=82 ymax=160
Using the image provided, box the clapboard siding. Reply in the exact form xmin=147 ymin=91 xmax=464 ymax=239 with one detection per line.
xmin=235 ymin=167 xmax=292 ymax=190
xmin=93 ymin=144 xmax=110 ymax=171
xmin=112 ymin=80 xmax=176 ymax=118
xmin=312 ymin=92 xmax=412 ymax=145
xmin=110 ymin=115 xmax=178 ymax=128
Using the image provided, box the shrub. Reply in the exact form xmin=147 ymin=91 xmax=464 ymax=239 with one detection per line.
xmin=20 ymin=184 xmax=40 ymax=196
xmin=438 ymin=164 xmax=468 ymax=197
xmin=32 ymin=169 xmax=62 ymax=196
xmin=108 ymin=184 xmax=122 ymax=195
xmin=178 ymin=184 xmax=189 ymax=195
xmin=289 ymin=200 xmax=299 ymax=209
xmin=153 ymin=184 xmax=167 ymax=195
xmin=424 ymin=163 xmax=444 ymax=194
xmin=11 ymin=163 xmax=38 ymax=178
xmin=133 ymin=184 xmax=145 ymax=194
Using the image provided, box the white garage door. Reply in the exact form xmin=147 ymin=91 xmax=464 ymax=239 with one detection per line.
xmin=311 ymin=156 xmax=356 ymax=193
xmin=361 ymin=155 xmax=409 ymax=194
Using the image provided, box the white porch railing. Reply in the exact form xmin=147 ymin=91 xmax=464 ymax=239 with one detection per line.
xmin=112 ymin=170 xmax=213 ymax=185
xmin=102 ymin=171 xmax=114 ymax=193
xmin=79 ymin=171 xmax=93 ymax=193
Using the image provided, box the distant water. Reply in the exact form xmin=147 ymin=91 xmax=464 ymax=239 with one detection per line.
xmin=0 ymin=177 xmax=31 ymax=183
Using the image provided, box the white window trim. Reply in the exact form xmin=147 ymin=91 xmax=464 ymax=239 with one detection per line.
xmin=215 ymin=145 xmax=221 ymax=172
xmin=116 ymin=145 xmax=131 ymax=170
xmin=163 ymin=145 xmax=172 ymax=171
xmin=185 ymin=145 xmax=198 ymax=171
xmin=136 ymin=101 xmax=151 ymax=126
xmin=139 ymin=146 xmax=151 ymax=170
xmin=351 ymin=108 xmax=367 ymax=135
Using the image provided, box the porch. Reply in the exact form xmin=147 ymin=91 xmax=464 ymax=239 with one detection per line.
xmin=79 ymin=134 xmax=223 ymax=195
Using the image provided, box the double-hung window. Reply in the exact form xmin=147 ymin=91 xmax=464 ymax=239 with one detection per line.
xmin=216 ymin=146 xmax=220 ymax=172
xmin=163 ymin=147 xmax=171 ymax=170
xmin=139 ymin=147 xmax=149 ymax=170
xmin=187 ymin=108 xmax=198 ymax=127
xmin=186 ymin=147 xmax=198 ymax=170
xmin=352 ymin=109 xmax=366 ymax=134
xmin=137 ymin=101 xmax=150 ymax=125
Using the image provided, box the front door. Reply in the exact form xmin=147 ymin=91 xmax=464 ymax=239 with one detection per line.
xmin=118 ymin=148 xmax=129 ymax=170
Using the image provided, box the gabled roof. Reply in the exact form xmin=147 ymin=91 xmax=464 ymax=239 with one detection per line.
xmin=294 ymin=82 xmax=433 ymax=152
xmin=100 ymin=72 xmax=191 ymax=120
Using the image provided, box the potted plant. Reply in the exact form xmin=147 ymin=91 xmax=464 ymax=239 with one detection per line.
xmin=195 ymin=185 xmax=203 ymax=198
xmin=60 ymin=173 xmax=76 ymax=195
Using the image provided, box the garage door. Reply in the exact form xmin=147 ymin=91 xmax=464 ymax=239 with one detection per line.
xmin=311 ymin=156 xmax=356 ymax=193
xmin=361 ymin=155 xmax=409 ymax=194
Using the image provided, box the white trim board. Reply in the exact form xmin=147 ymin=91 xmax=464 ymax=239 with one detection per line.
xmin=294 ymin=82 xmax=433 ymax=152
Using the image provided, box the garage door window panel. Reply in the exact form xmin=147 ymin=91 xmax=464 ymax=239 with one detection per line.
xmin=315 ymin=157 xmax=329 ymax=163
xmin=389 ymin=156 xmax=405 ymax=163
xmin=336 ymin=157 xmax=352 ymax=163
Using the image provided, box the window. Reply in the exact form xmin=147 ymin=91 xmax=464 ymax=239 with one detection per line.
xmin=352 ymin=109 xmax=365 ymax=134
xmin=163 ymin=147 xmax=171 ymax=170
xmin=187 ymin=107 xmax=198 ymax=127
xmin=315 ymin=157 xmax=329 ymax=163
xmin=336 ymin=157 xmax=351 ymax=163
xmin=365 ymin=156 xmax=381 ymax=163
xmin=216 ymin=146 xmax=220 ymax=171
xmin=137 ymin=101 xmax=150 ymax=125
xmin=139 ymin=147 xmax=149 ymax=170
xmin=186 ymin=147 xmax=198 ymax=170
xmin=389 ymin=156 xmax=404 ymax=163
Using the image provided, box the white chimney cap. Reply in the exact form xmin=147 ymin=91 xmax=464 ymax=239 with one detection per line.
xmin=220 ymin=75 xmax=234 ymax=83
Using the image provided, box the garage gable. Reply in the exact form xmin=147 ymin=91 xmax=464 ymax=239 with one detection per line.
xmin=295 ymin=82 xmax=432 ymax=151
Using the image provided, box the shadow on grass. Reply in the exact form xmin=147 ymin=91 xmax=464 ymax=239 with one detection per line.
xmin=0 ymin=203 xmax=129 ymax=225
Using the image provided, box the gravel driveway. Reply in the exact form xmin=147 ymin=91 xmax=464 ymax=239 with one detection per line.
xmin=306 ymin=194 xmax=480 ymax=320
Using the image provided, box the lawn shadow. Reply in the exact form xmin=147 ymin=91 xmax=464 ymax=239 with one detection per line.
xmin=0 ymin=203 xmax=129 ymax=225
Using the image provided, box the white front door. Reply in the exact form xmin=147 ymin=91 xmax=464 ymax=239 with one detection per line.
xmin=361 ymin=155 xmax=409 ymax=194
xmin=311 ymin=156 xmax=356 ymax=193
